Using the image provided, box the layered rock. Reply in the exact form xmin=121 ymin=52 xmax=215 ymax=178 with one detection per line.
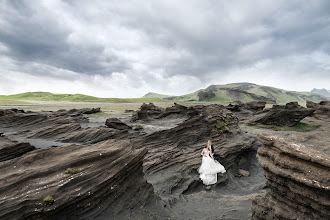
xmin=250 ymin=102 xmax=315 ymax=126
xmin=306 ymin=100 xmax=330 ymax=119
xmin=105 ymin=118 xmax=132 ymax=130
xmin=131 ymin=103 xmax=164 ymax=122
xmin=155 ymin=103 xmax=188 ymax=119
xmin=0 ymin=139 xmax=158 ymax=220
xmin=59 ymin=127 xmax=131 ymax=144
xmin=252 ymin=134 xmax=330 ymax=219
xmin=0 ymin=136 xmax=36 ymax=162
xmin=227 ymin=101 xmax=266 ymax=112
xmin=135 ymin=104 xmax=256 ymax=200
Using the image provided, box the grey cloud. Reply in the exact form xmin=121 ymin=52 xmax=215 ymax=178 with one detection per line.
xmin=0 ymin=0 xmax=329 ymax=96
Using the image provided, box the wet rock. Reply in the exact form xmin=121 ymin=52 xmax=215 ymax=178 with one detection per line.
xmin=131 ymin=103 xmax=164 ymax=122
xmin=105 ymin=118 xmax=132 ymax=130
xmin=250 ymin=102 xmax=315 ymax=127
xmin=252 ymin=134 xmax=330 ymax=220
xmin=0 ymin=139 xmax=159 ymax=220
xmin=0 ymin=136 xmax=36 ymax=162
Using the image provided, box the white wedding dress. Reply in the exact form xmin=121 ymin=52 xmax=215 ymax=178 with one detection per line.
xmin=198 ymin=149 xmax=226 ymax=185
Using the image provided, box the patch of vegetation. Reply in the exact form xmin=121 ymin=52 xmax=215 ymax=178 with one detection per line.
xmin=43 ymin=195 xmax=54 ymax=205
xmin=0 ymin=99 xmax=33 ymax=106
xmin=251 ymin=122 xmax=320 ymax=132
xmin=216 ymin=120 xmax=231 ymax=133
xmin=64 ymin=167 xmax=81 ymax=174
xmin=0 ymin=92 xmax=171 ymax=104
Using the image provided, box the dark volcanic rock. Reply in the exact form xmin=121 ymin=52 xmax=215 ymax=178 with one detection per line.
xmin=155 ymin=103 xmax=188 ymax=119
xmin=59 ymin=127 xmax=130 ymax=144
xmin=306 ymin=100 xmax=330 ymax=119
xmin=105 ymin=118 xmax=132 ymax=130
xmin=0 ymin=140 xmax=160 ymax=220
xmin=227 ymin=101 xmax=266 ymax=112
xmin=131 ymin=103 xmax=164 ymax=122
xmin=252 ymin=134 xmax=330 ymax=220
xmin=243 ymin=101 xmax=266 ymax=112
xmin=135 ymin=104 xmax=256 ymax=200
xmin=0 ymin=136 xmax=36 ymax=162
xmin=63 ymin=107 xmax=101 ymax=115
xmin=250 ymin=102 xmax=315 ymax=127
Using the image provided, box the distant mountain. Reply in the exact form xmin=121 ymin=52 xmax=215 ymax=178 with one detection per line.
xmin=141 ymin=92 xmax=170 ymax=99
xmin=311 ymin=88 xmax=330 ymax=97
xmin=0 ymin=92 xmax=168 ymax=103
xmin=163 ymin=83 xmax=329 ymax=104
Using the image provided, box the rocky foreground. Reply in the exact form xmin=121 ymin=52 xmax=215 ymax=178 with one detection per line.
xmin=252 ymin=134 xmax=330 ymax=219
xmin=0 ymin=101 xmax=329 ymax=219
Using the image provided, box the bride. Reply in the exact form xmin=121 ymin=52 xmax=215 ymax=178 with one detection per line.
xmin=198 ymin=141 xmax=226 ymax=185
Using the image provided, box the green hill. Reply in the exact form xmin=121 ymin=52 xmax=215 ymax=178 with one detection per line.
xmin=163 ymin=83 xmax=329 ymax=104
xmin=0 ymin=92 xmax=168 ymax=103
xmin=142 ymin=92 xmax=170 ymax=98
xmin=1 ymin=83 xmax=329 ymax=105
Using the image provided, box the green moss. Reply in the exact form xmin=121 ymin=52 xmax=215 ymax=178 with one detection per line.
xmin=216 ymin=120 xmax=231 ymax=133
xmin=64 ymin=167 xmax=81 ymax=174
xmin=43 ymin=195 xmax=54 ymax=205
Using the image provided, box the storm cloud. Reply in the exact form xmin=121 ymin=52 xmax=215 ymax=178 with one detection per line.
xmin=0 ymin=0 xmax=329 ymax=97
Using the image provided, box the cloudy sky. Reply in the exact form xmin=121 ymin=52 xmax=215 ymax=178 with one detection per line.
xmin=0 ymin=0 xmax=329 ymax=98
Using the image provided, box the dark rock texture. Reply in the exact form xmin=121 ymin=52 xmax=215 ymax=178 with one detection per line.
xmin=252 ymin=134 xmax=330 ymax=220
xmin=156 ymin=103 xmax=188 ymax=119
xmin=131 ymin=103 xmax=164 ymax=122
xmin=59 ymin=127 xmax=130 ymax=144
xmin=105 ymin=118 xmax=132 ymax=130
xmin=227 ymin=101 xmax=266 ymax=112
xmin=0 ymin=136 xmax=36 ymax=162
xmin=0 ymin=140 xmax=159 ymax=220
xmin=250 ymin=102 xmax=315 ymax=126
xmin=243 ymin=101 xmax=266 ymax=112
xmin=135 ymin=104 xmax=256 ymax=201
xmin=306 ymin=100 xmax=330 ymax=119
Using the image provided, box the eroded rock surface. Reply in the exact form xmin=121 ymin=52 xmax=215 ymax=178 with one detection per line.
xmin=252 ymin=134 xmax=330 ymax=219
xmin=0 ymin=136 xmax=36 ymax=162
xmin=227 ymin=101 xmax=266 ymax=112
xmin=131 ymin=103 xmax=164 ymax=122
xmin=306 ymin=100 xmax=330 ymax=119
xmin=0 ymin=140 xmax=160 ymax=220
xmin=135 ymin=104 xmax=256 ymax=201
xmin=250 ymin=102 xmax=315 ymax=126
xmin=105 ymin=118 xmax=132 ymax=130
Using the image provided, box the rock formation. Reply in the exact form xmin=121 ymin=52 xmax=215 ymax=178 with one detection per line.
xmin=131 ymin=103 xmax=164 ymax=122
xmin=252 ymin=134 xmax=330 ymax=219
xmin=0 ymin=140 xmax=159 ymax=220
xmin=0 ymin=136 xmax=36 ymax=162
xmin=135 ymin=104 xmax=256 ymax=200
xmin=306 ymin=100 xmax=330 ymax=119
xmin=105 ymin=118 xmax=132 ymax=130
xmin=227 ymin=101 xmax=266 ymax=112
xmin=250 ymin=102 xmax=315 ymax=126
